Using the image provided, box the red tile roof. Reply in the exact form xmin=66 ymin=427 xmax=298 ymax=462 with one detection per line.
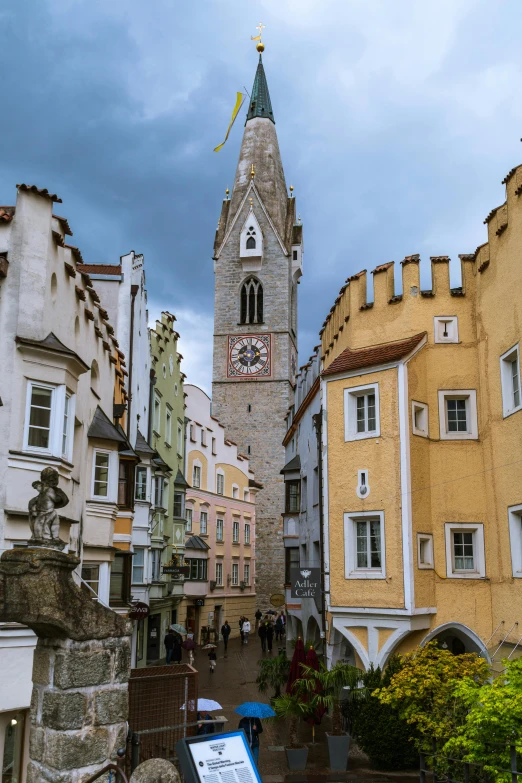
xmin=53 ymin=214 xmax=73 ymax=236
xmin=322 ymin=332 xmax=427 ymax=377
xmin=372 ymin=262 xmax=394 ymax=274
xmin=17 ymin=184 xmax=62 ymax=203
xmin=77 ymin=263 xmax=122 ymax=276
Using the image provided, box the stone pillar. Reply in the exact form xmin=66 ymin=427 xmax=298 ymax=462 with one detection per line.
xmin=0 ymin=547 xmax=132 ymax=783
xmin=28 ymin=636 xmax=129 ymax=782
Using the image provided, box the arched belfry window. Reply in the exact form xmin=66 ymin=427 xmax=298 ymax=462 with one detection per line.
xmin=246 ymin=226 xmax=256 ymax=250
xmin=240 ymin=277 xmax=263 ymax=324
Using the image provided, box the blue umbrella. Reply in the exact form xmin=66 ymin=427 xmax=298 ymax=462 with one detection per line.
xmin=234 ymin=702 xmax=275 ymax=718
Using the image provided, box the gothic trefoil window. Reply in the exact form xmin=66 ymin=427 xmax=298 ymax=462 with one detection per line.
xmin=240 ymin=277 xmax=263 ymax=324
xmin=246 ymin=226 xmax=256 ymax=249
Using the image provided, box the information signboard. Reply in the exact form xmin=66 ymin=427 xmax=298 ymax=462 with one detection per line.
xmin=176 ymin=730 xmax=262 ymax=783
xmin=290 ymin=567 xmax=321 ymax=598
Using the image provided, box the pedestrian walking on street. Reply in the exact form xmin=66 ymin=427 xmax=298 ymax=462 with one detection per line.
xmin=208 ymin=648 xmax=217 ymax=673
xmin=242 ymin=618 xmax=251 ymax=644
xmin=239 ymin=616 xmax=245 ymax=644
xmin=197 ymin=712 xmax=215 ymax=735
xmin=164 ymin=629 xmax=176 ymax=664
xmin=258 ymin=621 xmax=267 ymax=653
xmin=172 ymin=634 xmax=182 ymax=664
xmin=255 ymin=608 xmax=262 ymax=630
xmin=221 ymin=620 xmax=231 ymax=654
xmin=275 ymin=614 xmax=283 ymax=641
xmin=238 ymin=716 xmax=263 ymax=765
xmin=266 ymin=621 xmax=274 ymax=653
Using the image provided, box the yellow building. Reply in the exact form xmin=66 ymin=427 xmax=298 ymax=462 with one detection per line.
xmin=321 ymin=161 xmax=522 ymax=672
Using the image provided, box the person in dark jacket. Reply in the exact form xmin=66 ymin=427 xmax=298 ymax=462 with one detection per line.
xmin=275 ymin=615 xmax=283 ymax=641
xmin=172 ymin=635 xmax=182 ymax=663
xmin=239 ymin=616 xmax=245 ymax=644
xmin=197 ymin=712 xmax=215 ymax=735
xmin=255 ymin=609 xmax=262 ymax=630
xmin=221 ymin=620 xmax=231 ymax=654
xmin=258 ymin=621 xmax=267 ymax=653
xmin=266 ymin=621 xmax=274 ymax=653
xmin=164 ymin=629 xmax=176 ymax=664
xmin=238 ymin=716 xmax=263 ymax=764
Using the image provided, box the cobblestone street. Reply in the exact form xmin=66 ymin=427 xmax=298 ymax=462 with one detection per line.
xmin=187 ymin=637 xmax=417 ymax=783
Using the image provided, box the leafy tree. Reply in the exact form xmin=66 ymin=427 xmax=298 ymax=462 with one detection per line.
xmin=256 ymin=652 xmax=290 ymax=699
xmin=376 ymin=641 xmax=490 ymax=744
xmin=442 ymin=657 xmax=522 ymax=783
xmin=272 ymin=693 xmax=311 ymax=748
xmin=296 ymin=661 xmax=361 ymax=735
xmin=342 ymin=657 xmax=418 ymax=770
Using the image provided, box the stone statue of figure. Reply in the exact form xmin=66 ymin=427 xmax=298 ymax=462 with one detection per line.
xmin=28 ymin=467 xmax=68 ymax=549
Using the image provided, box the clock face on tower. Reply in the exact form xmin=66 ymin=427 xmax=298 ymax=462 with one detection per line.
xmin=228 ymin=334 xmax=271 ymax=378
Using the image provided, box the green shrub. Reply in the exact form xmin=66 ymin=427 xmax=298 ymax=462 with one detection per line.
xmin=342 ymin=657 xmax=418 ymax=770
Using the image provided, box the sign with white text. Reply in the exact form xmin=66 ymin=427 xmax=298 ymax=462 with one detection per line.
xmin=176 ymin=730 xmax=262 ymax=783
xmin=290 ymin=567 xmax=321 ymax=598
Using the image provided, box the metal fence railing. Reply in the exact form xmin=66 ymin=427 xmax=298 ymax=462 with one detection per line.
xmin=420 ymin=740 xmax=522 ymax=783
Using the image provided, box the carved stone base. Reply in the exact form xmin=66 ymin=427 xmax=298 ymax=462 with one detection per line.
xmin=28 ymin=537 xmax=66 ymax=551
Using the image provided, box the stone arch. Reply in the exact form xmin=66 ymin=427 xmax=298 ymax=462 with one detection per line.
xmin=329 ymin=627 xmax=356 ymax=667
xmin=306 ymin=615 xmax=321 ymax=649
xmin=420 ymin=622 xmax=490 ymax=660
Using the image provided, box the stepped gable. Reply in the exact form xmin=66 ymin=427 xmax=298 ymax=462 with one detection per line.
xmin=323 ymin=332 xmax=426 ymax=377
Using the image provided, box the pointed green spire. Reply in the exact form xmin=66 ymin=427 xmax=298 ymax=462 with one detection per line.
xmin=246 ymin=55 xmax=274 ymax=124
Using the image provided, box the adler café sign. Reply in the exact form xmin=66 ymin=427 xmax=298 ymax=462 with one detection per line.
xmin=290 ymin=568 xmax=320 ymax=598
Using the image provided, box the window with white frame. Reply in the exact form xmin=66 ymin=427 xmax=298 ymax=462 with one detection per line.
xmin=216 ymin=518 xmax=224 ymax=541
xmin=200 ymin=511 xmax=208 ymax=535
xmin=417 ymin=533 xmax=434 ymax=569
xmin=344 ymin=383 xmax=380 ymax=441
xmin=233 ymin=520 xmax=240 ymax=543
xmin=192 ymin=464 xmax=201 ymax=488
xmin=244 ymin=563 xmax=250 ymax=585
xmin=165 ymin=407 xmax=172 ymax=445
xmin=132 ymin=548 xmax=145 ymax=583
xmin=177 ymin=423 xmax=183 ymax=455
xmin=81 ymin=563 xmax=100 ymax=597
xmin=508 ymin=504 xmax=522 ymax=577
xmin=201 ymin=429 xmax=207 ymax=447
xmin=231 ymin=563 xmax=239 ymax=585
xmin=154 ymin=476 xmax=165 ymax=508
xmin=244 ymin=523 xmax=251 ymax=544
xmin=216 ymin=472 xmax=224 ymax=495
xmin=190 ymin=424 xmax=196 ymax=442
xmin=185 ymin=507 xmax=193 ymax=532
xmin=151 ymin=549 xmax=161 ymax=581
xmin=434 ymin=316 xmax=459 ymax=344
xmin=444 ymin=523 xmax=485 ymax=578
xmin=232 ymin=485 xmax=239 ymax=499
xmin=153 ymin=394 xmax=161 ymax=434
xmin=215 ymin=561 xmax=223 ymax=585
xmin=212 ymin=437 xmax=217 ymax=455
xmin=500 ymin=344 xmax=521 ymax=418
xmin=244 ymin=489 xmax=249 ymax=502
xmin=93 ymin=451 xmax=110 ymax=498
xmin=412 ymin=401 xmax=429 ymax=437
xmin=24 ymin=382 xmax=75 ymax=460
xmin=344 ymin=511 xmax=386 ymax=579
xmin=438 ymin=390 xmax=478 ymax=440
xmin=135 ymin=466 xmax=147 ymax=501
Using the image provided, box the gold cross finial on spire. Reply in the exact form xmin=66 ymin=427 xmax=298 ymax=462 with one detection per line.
xmin=250 ymin=163 xmax=255 ymax=179
xmin=251 ymin=22 xmax=265 ymax=52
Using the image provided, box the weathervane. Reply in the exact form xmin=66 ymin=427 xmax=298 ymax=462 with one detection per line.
xmin=251 ymin=22 xmax=266 ymax=53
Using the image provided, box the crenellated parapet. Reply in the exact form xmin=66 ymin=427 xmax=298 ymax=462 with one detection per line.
xmin=320 ymin=158 xmax=522 ymax=369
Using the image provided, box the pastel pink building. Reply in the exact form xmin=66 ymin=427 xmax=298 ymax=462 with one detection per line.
xmin=177 ymin=385 xmax=261 ymax=641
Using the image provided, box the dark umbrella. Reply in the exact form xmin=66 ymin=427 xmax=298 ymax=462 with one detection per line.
xmin=304 ymin=645 xmax=325 ymax=739
xmin=182 ymin=639 xmax=196 ymax=650
xmin=286 ymin=637 xmax=306 ymax=693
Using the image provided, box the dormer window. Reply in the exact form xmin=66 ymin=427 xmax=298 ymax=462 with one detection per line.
xmin=240 ymin=210 xmax=263 ymax=263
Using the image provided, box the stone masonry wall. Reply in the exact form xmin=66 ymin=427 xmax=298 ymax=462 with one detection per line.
xmin=27 ymin=635 xmax=130 ymax=783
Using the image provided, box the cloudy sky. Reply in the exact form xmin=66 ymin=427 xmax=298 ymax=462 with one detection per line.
xmin=1 ymin=1 xmax=521 ymax=392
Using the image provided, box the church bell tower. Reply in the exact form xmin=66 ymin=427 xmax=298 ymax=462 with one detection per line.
xmin=212 ymin=39 xmax=303 ymax=605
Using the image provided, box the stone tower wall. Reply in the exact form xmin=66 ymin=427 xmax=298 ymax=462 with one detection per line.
xmin=213 ymin=184 xmax=296 ymax=605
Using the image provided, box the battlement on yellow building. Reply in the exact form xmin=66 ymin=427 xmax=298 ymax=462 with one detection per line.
xmin=320 ymin=161 xmax=522 ymax=371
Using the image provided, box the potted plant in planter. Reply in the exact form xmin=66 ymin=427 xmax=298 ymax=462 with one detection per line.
xmin=256 ymin=652 xmax=290 ymax=702
xmin=272 ymin=692 xmax=311 ymax=771
xmin=297 ymin=661 xmax=361 ymax=771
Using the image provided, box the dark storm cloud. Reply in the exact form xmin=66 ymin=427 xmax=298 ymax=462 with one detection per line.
xmin=1 ymin=0 xmax=522 ymax=389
